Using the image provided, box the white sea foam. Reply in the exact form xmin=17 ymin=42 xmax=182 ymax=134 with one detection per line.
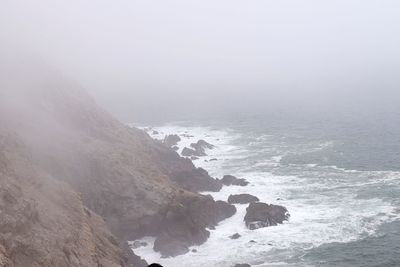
xmin=130 ymin=123 xmax=400 ymax=267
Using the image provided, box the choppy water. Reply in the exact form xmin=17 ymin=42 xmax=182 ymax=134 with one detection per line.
xmin=132 ymin=116 xmax=400 ymax=267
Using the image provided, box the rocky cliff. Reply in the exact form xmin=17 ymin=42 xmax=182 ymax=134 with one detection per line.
xmin=0 ymin=133 xmax=128 ymax=266
xmin=0 ymin=62 xmax=235 ymax=264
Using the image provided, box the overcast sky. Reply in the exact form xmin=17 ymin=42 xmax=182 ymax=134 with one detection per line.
xmin=1 ymin=0 xmax=400 ymax=122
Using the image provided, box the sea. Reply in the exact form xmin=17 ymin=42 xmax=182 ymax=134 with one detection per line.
xmin=130 ymin=111 xmax=400 ymax=267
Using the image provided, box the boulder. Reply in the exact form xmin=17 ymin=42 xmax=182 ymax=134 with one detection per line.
xmin=163 ymin=134 xmax=181 ymax=147
xmin=221 ymin=175 xmax=249 ymax=186
xmin=228 ymin=194 xmax=259 ymax=204
xmin=182 ymin=147 xmax=205 ymax=157
xmin=244 ymin=202 xmax=289 ymax=230
xmin=190 ymin=140 xmax=214 ymax=154
xmin=234 ymin=264 xmax=251 ymax=267
xmin=229 ymin=233 xmax=241 ymax=240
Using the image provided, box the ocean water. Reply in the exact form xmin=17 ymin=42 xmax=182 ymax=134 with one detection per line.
xmin=132 ymin=114 xmax=400 ymax=267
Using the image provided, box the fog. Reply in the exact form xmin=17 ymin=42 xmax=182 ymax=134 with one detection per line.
xmin=1 ymin=0 xmax=400 ymax=122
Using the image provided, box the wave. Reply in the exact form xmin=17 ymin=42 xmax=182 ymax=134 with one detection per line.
xmin=131 ymin=123 xmax=400 ymax=267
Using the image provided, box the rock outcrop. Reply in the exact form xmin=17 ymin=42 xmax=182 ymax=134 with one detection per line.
xmin=221 ymin=175 xmax=249 ymax=186
xmin=0 ymin=133 xmax=129 ymax=267
xmin=244 ymin=202 xmax=290 ymax=230
xmin=189 ymin=140 xmax=214 ymax=156
xmin=170 ymin=167 xmax=222 ymax=192
xmin=153 ymin=194 xmax=236 ymax=257
xmin=0 ymin=61 xmax=235 ymax=263
xmin=163 ymin=134 xmax=181 ymax=148
xmin=228 ymin=194 xmax=259 ymax=204
xmin=182 ymin=147 xmax=205 ymax=157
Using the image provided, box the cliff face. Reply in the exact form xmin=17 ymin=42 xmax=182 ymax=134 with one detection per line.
xmin=0 ymin=133 xmax=127 ymax=267
xmin=0 ymin=62 xmax=234 ymax=262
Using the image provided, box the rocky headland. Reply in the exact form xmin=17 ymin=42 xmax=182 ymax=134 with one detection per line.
xmin=0 ymin=61 xmax=289 ymax=266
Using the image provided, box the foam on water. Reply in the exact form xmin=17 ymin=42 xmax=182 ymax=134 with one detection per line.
xmin=131 ymin=124 xmax=400 ymax=267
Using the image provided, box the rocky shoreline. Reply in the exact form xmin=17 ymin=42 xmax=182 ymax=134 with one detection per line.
xmin=0 ymin=69 xmax=289 ymax=267
xmin=133 ymin=128 xmax=291 ymax=266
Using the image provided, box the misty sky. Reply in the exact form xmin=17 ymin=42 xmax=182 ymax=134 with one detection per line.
xmin=1 ymin=0 xmax=400 ymax=122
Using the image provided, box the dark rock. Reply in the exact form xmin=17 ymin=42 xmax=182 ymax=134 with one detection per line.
xmin=152 ymin=130 xmax=159 ymax=135
xmin=234 ymin=264 xmax=251 ymax=267
xmin=191 ymin=156 xmax=199 ymax=161
xmin=122 ymin=241 xmax=148 ymax=267
xmin=221 ymin=175 xmax=249 ymax=186
xmin=171 ymin=167 xmax=222 ymax=192
xmin=244 ymin=202 xmax=289 ymax=230
xmin=197 ymin=140 xmax=215 ymax=149
xmin=163 ymin=134 xmax=181 ymax=147
xmin=190 ymin=140 xmax=214 ymax=156
xmin=228 ymin=194 xmax=259 ymax=204
xmin=192 ymin=249 xmax=197 ymax=253
xmin=229 ymin=233 xmax=241 ymax=239
xmin=172 ymin=146 xmax=179 ymax=151
xmin=249 ymin=240 xmax=257 ymax=243
xmin=182 ymin=147 xmax=205 ymax=157
xmin=209 ymin=158 xmax=218 ymax=161
xmin=154 ymin=236 xmax=189 ymax=258
xmin=153 ymin=195 xmax=236 ymax=257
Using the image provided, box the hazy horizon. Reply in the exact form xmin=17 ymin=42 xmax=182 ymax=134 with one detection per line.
xmin=2 ymin=0 xmax=400 ymax=122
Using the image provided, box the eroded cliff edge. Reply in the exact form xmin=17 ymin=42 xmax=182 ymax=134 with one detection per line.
xmin=0 ymin=62 xmax=235 ymax=264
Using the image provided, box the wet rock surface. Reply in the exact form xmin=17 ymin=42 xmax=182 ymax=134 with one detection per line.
xmin=229 ymin=233 xmax=241 ymax=239
xmin=170 ymin=167 xmax=222 ymax=192
xmin=221 ymin=175 xmax=249 ymax=186
xmin=228 ymin=194 xmax=260 ymax=204
xmin=153 ymin=194 xmax=236 ymax=257
xmin=244 ymin=202 xmax=290 ymax=230
xmin=163 ymin=134 xmax=181 ymax=147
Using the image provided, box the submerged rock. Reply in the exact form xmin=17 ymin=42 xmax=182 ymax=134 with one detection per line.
xmin=234 ymin=264 xmax=251 ymax=267
xmin=220 ymin=175 xmax=249 ymax=186
xmin=229 ymin=233 xmax=241 ymax=240
xmin=244 ymin=202 xmax=289 ymax=230
xmin=228 ymin=194 xmax=259 ymax=204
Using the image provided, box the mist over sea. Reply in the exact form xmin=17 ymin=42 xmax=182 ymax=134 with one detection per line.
xmin=133 ymin=111 xmax=400 ymax=266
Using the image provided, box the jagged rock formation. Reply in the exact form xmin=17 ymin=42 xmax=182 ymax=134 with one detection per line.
xmin=153 ymin=194 xmax=236 ymax=257
xmin=244 ymin=202 xmax=290 ymax=230
xmin=181 ymin=147 xmax=205 ymax=157
xmin=170 ymin=167 xmax=222 ymax=192
xmin=0 ymin=133 xmax=128 ymax=267
xmin=163 ymin=134 xmax=181 ymax=148
xmin=228 ymin=194 xmax=259 ymax=204
xmin=0 ymin=61 xmax=235 ymax=261
xmin=221 ymin=175 xmax=249 ymax=186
